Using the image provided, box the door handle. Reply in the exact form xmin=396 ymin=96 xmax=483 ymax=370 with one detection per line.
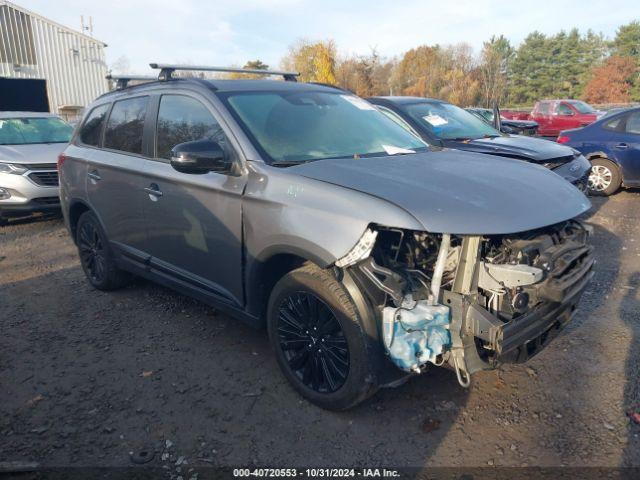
xmin=88 ymin=170 xmax=101 ymax=181
xmin=144 ymin=183 xmax=163 ymax=198
xmin=615 ymin=143 xmax=629 ymax=149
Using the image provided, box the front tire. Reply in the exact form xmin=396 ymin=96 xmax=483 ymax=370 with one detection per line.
xmin=588 ymin=158 xmax=621 ymax=196
xmin=76 ymin=211 xmax=131 ymax=290
xmin=267 ymin=264 xmax=378 ymax=410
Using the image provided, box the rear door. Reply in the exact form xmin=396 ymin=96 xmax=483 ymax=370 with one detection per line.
xmin=142 ymin=91 xmax=247 ymax=307
xmin=610 ymin=110 xmax=640 ymax=183
xmin=85 ymin=96 xmax=154 ymax=264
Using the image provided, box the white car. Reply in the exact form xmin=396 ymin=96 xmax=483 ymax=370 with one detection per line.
xmin=0 ymin=112 xmax=73 ymax=224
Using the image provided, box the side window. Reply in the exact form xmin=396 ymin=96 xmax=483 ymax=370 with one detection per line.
xmin=603 ymin=116 xmax=623 ymax=131
xmin=104 ymin=96 xmax=149 ymax=155
xmin=79 ymin=104 xmax=109 ymax=147
xmin=376 ymin=105 xmax=422 ymax=140
xmin=557 ymin=103 xmax=574 ymax=115
xmin=156 ymin=95 xmax=233 ymax=161
xmin=625 ymin=112 xmax=640 ymax=135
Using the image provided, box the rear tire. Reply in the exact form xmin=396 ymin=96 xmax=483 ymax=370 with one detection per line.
xmin=0 ymin=216 xmax=8 ymax=227
xmin=588 ymin=158 xmax=621 ymax=196
xmin=76 ymin=211 xmax=131 ymax=290
xmin=267 ymin=264 xmax=378 ymax=410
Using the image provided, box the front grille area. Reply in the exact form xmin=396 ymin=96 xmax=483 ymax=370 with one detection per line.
xmin=31 ymin=197 xmax=60 ymax=206
xmin=28 ymin=170 xmax=59 ymax=186
xmin=25 ymin=163 xmax=57 ymax=170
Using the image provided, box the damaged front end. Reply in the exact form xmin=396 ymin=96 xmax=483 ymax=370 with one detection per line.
xmin=338 ymin=221 xmax=595 ymax=387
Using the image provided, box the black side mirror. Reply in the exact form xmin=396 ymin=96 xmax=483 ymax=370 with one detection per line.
xmin=170 ymin=140 xmax=233 ymax=174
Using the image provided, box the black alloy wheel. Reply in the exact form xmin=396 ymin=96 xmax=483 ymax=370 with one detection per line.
xmin=78 ymin=220 xmax=107 ymax=284
xmin=277 ymin=292 xmax=350 ymax=393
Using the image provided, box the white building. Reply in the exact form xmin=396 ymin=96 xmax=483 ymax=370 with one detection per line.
xmin=0 ymin=0 xmax=108 ymax=120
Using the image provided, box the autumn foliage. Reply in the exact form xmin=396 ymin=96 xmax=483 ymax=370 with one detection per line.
xmin=273 ymin=21 xmax=640 ymax=106
xmin=582 ymin=56 xmax=638 ymax=103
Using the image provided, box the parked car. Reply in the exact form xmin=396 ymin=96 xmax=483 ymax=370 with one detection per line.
xmin=466 ymin=107 xmax=539 ymax=136
xmin=0 ymin=112 xmax=73 ymax=225
xmin=368 ymin=96 xmax=590 ymax=190
xmin=558 ymin=106 xmax=640 ymax=195
xmin=60 ymin=65 xmax=594 ymax=410
xmin=502 ymin=100 xmax=603 ymax=137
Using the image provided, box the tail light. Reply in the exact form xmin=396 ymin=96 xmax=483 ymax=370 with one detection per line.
xmin=57 ymin=153 xmax=67 ymax=170
xmin=557 ymin=135 xmax=570 ymax=144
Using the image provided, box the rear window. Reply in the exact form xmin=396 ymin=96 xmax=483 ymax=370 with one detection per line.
xmin=0 ymin=117 xmax=72 ymax=145
xmin=79 ymin=104 xmax=110 ymax=147
xmin=104 ymin=97 xmax=149 ymax=155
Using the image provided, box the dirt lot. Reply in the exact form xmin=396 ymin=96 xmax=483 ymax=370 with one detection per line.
xmin=1 ymin=191 xmax=639 ymax=475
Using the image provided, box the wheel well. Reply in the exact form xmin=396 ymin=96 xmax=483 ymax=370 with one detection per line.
xmin=250 ymin=253 xmax=310 ymax=321
xmin=68 ymin=201 xmax=91 ymax=242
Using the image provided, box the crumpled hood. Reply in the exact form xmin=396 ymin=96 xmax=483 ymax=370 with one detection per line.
xmin=291 ymin=150 xmax=591 ymax=235
xmin=502 ymin=119 xmax=538 ymax=128
xmin=0 ymin=143 xmax=66 ymax=165
xmin=444 ymin=135 xmax=576 ymax=162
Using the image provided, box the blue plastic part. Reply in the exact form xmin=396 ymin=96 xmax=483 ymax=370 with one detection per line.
xmin=382 ymin=302 xmax=451 ymax=372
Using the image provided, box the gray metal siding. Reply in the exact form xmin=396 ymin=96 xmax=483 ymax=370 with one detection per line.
xmin=0 ymin=1 xmax=108 ymax=113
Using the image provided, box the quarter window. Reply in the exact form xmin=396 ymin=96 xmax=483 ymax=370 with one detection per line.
xmin=625 ymin=112 xmax=640 ymax=135
xmin=79 ymin=104 xmax=110 ymax=147
xmin=156 ymin=95 xmax=231 ymax=160
xmin=602 ymin=117 xmax=622 ymax=131
xmin=104 ymin=97 xmax=149 ymax=154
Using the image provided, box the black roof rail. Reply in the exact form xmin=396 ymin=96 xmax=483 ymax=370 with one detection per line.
xmin=106 ymin=74 xmax=157 ymax=90
xmin=149 ymin=63 xmax=300 ymax=82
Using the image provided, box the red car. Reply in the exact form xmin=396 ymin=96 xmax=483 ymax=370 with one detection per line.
xmin=502 ymin=100 xmax=603 ymax=137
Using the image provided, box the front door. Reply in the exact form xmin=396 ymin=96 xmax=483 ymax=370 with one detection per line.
xmin=142 ymin=93 xmax=247 ymax=307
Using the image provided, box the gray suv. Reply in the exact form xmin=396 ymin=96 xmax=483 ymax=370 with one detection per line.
xmin=60 ymin=64 xmax=594 ymax=410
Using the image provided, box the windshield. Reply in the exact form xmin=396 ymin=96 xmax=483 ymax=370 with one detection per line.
xmin=472 ymin=109 xmax=493 ymax=122
xmin=220 ymin=91 xmax=428 ymax=164
xmin=567 ymin=100 xmax=596 ymax=114
xmin=0 ymin=117 xmax=73 ymax=145
xmin=403 ymin=102 xmax=501 ymax=140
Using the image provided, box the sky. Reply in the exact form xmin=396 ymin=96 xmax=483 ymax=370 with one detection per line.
xmin=13 ymin=0 xmax=640 ymax=74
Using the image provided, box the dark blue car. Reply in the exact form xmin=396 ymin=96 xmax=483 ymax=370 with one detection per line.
xmin=368 ymin=96 xmax=591 ymax=190
xmin=559 ymin=107 xmax=640 ymax=195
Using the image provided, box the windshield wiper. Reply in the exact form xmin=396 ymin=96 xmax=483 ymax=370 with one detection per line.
xmin=271 ymin=159 xmax=312 ymax=167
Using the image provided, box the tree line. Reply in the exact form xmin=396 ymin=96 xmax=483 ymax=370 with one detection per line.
xmin=246 ymin=20 xmax=640 ymax=108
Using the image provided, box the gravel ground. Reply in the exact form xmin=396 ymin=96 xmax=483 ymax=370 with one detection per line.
xmin=0 ymin=191 xmax=639 ymax=475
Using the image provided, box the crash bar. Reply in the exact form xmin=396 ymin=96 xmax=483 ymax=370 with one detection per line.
xmin=149 ymin=63 xmax=300 ymax=82
xmin=106 ymin=74 xmax=157 ymax=90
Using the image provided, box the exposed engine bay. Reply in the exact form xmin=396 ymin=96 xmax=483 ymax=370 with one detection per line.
xmin=341 ymin=220 xmax=594 ymax=386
